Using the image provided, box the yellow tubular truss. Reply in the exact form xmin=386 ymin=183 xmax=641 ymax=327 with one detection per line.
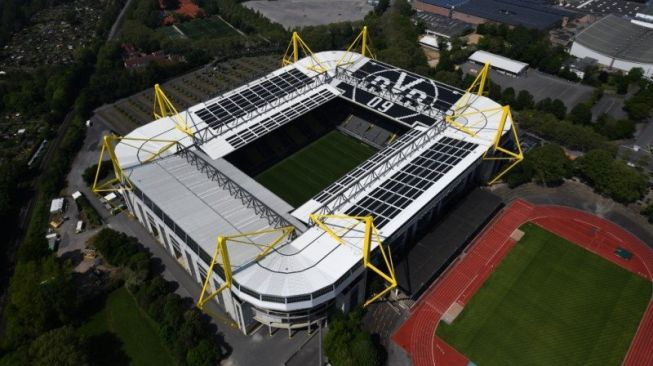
xmin=91 ymin=135 xmax=181 ymax=193
xmin=153 ymin=84 xmax=193 ymax=136
xmin=444 ymin=62 xmax=523 ymax=184
xmin=282 ymin=32 xmax=327 ymax=72
xmin=196 ymin=226 xmax=295 ymax=328
xmin=309 ymin=214 xmax=397 ymax=307
xmin=445 ymin=62 xmax=491 ymax=137
xmin=336 ymin=26 xmax=376 ymax=66
xmin=483 ymin=105 xmax=524 ymax=184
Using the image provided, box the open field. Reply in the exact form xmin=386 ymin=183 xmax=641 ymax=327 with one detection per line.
xmin=79 ymin=287 xmax=175 ymax=366
xmin=255 ymin=130 xmax=376 ymax=206
xmin=436 ymin=223 xmax=651 ymax=366
xmin=160 ymin=16 xmax=241 ymax=40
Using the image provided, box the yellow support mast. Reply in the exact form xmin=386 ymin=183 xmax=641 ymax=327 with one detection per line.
xmin=197 ymin=226 xmax=295 ymax=328
xmin=309 ymin=214 xmax=397 ymax=307
xmin=153 ymin=84 xmax=194 ymax=137
xmin=282 ymin=32 xmax=327 ymax=73
xmin=445 ymin=62 xmax=491 ymax=137
xmin=91 ymin=135 xmax=181 ymax=194
xmin=336 ymin=26 xmax=376 ymax=66
xmin=442 ymin=61 xmax=523 ymax=184
xmin=483 ymin=105 xmax=524 ymax=184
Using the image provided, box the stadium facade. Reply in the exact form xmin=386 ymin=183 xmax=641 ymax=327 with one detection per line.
xmin=570 ymin=14 xmax=653 ymax=78
xmin=108 ymin=47 xmax=519 ymax=334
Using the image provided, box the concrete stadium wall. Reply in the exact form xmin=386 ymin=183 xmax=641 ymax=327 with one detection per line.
xmin=570 ymin=42 xmax=653 ymax=78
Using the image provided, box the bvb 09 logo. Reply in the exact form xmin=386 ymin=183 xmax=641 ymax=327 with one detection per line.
xmin=355 ymin=67 xmax=439 ymax=119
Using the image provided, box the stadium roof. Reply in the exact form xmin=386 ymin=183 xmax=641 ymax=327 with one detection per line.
xmin=115 ymin=51 xmax=512 ymax=310
xmin=574 ymin=14 xmax=653 ymax=65
xmin=419 ymin=0 xmax=575 ymax=29
xmin=468 ymin=50 xmax=529 ymax=74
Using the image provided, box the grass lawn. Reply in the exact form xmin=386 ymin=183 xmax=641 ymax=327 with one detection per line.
xmin=177 ymin=16 xmax=240 ymax=40
xmin=436 ymin=223 xmax=651 ymax=366
xmin=255 ymin=131 xmax=376 ymax=207
xmin=79 ymin=287 xmax=175 ymax=366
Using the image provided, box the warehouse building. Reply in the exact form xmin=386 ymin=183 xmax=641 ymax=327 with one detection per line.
xmin=415 ymin=0 xmax=575 ymax=29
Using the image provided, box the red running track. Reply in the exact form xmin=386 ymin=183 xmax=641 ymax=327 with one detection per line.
xmin=392 ymin=199 xmax=653 ymax=366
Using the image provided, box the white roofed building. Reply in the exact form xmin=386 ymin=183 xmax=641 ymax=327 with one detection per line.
xmin=468 ymin=50 xmax=529 ymax=76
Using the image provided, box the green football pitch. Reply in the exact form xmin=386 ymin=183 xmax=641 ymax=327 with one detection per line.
xmin=436 ymin=223 xmax=651 ymax=366
xmin=255 ymin=131 xmax=376 ymax=207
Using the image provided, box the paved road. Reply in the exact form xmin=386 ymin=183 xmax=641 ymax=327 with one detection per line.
xmin=66 ymin=122 xmax=322 ymax=365
xmin=107 ymin=0 xmax=134 ymax=41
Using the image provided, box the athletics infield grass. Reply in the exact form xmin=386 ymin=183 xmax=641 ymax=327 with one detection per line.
xmin=436 ymin=223 xmax=651 ymax=366
xmin=255 ymin=130 xmax=376 ymax=207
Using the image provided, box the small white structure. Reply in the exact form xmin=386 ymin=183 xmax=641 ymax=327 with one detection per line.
xmin=103 ymin=192 xmax=117 ymax=202
xmin=49 ymin=198 xmax=65 ymax=214
xmin=46 ymin=233 xmax=58 ymax=250
xmin=72 ymin=191 xmax=82 ymax=200
xmin=468 ymin=50 xmax=529 ymax=76
xmin=17 ymin=128 xmax=26 ymax=135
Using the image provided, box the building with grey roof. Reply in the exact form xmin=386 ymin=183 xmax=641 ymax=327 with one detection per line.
xmin=570 ymin=14 xmax=653 ymax=78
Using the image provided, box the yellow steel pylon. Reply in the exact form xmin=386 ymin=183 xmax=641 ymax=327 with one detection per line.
xmin=282 ymin=32 xmax=327 ymax=73
xmin=91 ymin=135 xmax=181 ymax=193
xmin=197 ymin=226 xmax=295 ymax=328
xmin=445 ymin=62 xmax=491 ymax=137
xmin=336 ymin=26 xmax=376 ymax=66
xmin=483 ymin=105 xmax=523 ymax=185
xmin=309 ymin=214 xmax=397 ymax=307
xmin=153 ymin=84 xmax=194 ymax=137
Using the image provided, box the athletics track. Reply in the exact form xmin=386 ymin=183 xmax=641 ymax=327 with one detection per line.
xmin=392 ymin=199 xmax=653 ymax=366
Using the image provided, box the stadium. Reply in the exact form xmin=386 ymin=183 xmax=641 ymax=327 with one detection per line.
xmin=94 ymin=29 xmax=522 ymax=335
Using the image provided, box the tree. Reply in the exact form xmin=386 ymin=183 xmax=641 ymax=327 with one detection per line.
xmin=594 ymin=114 xmax=635 ymax=140
xmin=627 ymin=67 xmax=644 ymax=83
xmin=324 ymin=309 xmax=384 ymax=366
xmin=506 ymin=144 xmax=572 ymax=187
xmin=28 ymin=326 xmax=89 ymax=366
xmin=186 ymin=340 xmax=222 ymax=366
xmin=514 ymin=90 xmax=534 ymax=110
xmin=576 ymin=150 xmax=648 ymax=203
xmin=568 ymin=103 xmax=592 ymax=125
xmin=501 ymin=87 xmax=515 ymax=106
xmin=641 ymin=203 xmax=653 ymax=223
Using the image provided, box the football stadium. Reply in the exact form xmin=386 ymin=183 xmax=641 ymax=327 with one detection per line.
xmin=93 ymin=29 xmax=523 ymax=334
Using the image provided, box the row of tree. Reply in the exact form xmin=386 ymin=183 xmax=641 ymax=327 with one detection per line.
xmin=507 ymin=143 xmax=648 ymax=204
xmin=92 ymin=228 xmax=225 ymax=366
xmin=475 ymin=23 xmax=569 ymax=76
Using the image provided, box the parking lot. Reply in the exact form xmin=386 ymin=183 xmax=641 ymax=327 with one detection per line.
xmin=242 ymin=0 xmax=373 ymax=28
xmin=462 ymin=62 xmax=595 ymax=109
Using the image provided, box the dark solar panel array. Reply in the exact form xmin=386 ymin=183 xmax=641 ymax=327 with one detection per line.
xmin=315 ymin=129 xmax=422 ymax=203
xmin=194 ymin=68 xmax=311 ymax=130
xmin=225 ymin=88 xmax=336 ymax=149
xmin=346 ymin=137 xmax=477 ymax=228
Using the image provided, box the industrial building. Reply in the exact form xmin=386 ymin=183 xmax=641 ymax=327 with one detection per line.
xmin=415 ymin=0 xmax=575 ymax=29
xmin=97 ymin=31 xmax=522 ymax=334
xmin=570 ymin=14 xmax=653 ymax=78
xmin=468 ymin=50 xmax=529 ymax=76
